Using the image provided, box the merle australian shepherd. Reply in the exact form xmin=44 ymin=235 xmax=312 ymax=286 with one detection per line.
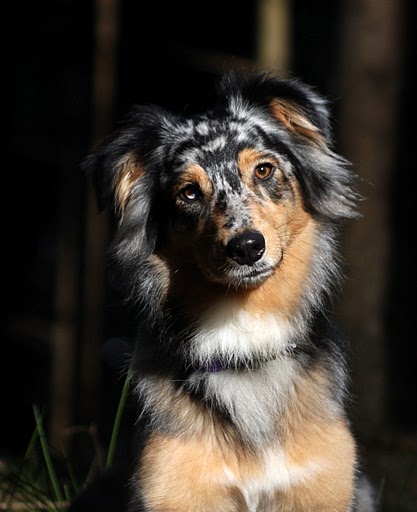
xmin=84 ymin=71 xmax=376 ymax=511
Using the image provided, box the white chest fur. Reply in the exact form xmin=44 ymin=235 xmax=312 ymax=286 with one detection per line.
xmin=186 ymin=300 xmax=301 ymax=444
xmin=222 ymin=449 xmax=322 ymax=511
xmin=188 ymin=298 xmax=298 ymax=367
xmin=189 ymin=358 xmax=297 ymax=444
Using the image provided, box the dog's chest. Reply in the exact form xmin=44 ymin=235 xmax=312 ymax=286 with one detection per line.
xmin=137 ymin=429 xmax=326 ymax=512
xmin=222 ymin=448 xmax=321 ymax=510
xmin=185 ymin=302 xmax=299 ymax=443
xmin=188 ymin=299 xmax=297 ymax=366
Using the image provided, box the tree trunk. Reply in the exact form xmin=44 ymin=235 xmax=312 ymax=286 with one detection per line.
xmin=338 ymin=0 xmax=404 ymax=430
xmin=256 ymin=0 xmax=291 ymax=73
xmin=79 ymin=0 xmax=119 ymax=423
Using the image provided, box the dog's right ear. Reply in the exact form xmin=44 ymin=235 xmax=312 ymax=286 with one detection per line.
xmin=81 ymin=105 xmax=172 ymax=215
xmin=82 ymin=144 xmax=144 ymax=216
xmin=82 ymin=145 xmax=116 ymax=214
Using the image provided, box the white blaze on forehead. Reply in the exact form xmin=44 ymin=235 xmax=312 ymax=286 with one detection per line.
xmin=176 ymin=146 xmax=204 ymax=165
xmin=169 ymin=118 xmax=194 ymax=140
xmin=227 ymin=98 xmax=291 ymax=146
xmin=212 ymin=174 xmax=240 ymax=193
xmin=200 ymin=134 xmax=228 ymax=153
xmin=195 ymin=120 xmax=211 ymax=136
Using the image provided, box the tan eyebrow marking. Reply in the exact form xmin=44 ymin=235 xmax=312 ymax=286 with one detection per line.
xmin=237 ymin=148 xmax=282 ymax=189
xmin=174 ymin=164 xmax=213 ymax=196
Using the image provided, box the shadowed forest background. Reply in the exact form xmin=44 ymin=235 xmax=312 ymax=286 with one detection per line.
xmin=2 ymin=0 xmax=416 ymax=510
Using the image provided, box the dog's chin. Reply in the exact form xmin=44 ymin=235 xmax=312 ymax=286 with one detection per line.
xmin=203 ymin=264 xmax=277 ymax=289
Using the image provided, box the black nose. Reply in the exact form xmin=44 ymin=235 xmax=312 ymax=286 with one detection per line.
xmin=226 ymin=231 xmax=266 ymax=266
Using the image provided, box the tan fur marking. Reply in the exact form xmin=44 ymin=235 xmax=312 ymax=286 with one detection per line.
xmin=237 ymin=148 xmax=280 ymax=187
xmin=137 ymin=414 xmax=355 ymax=511
xmin=278 ymin=420 xmax=356 ymax=511
xmin=238 ymin=179 xmax=316 ymax=318
xmin=174 ymin=163 xmax=213 ymax=197
xmin=270 ymin=99 xmax=326 ymax=148
xmin=163 ymin=155 xmax=317 ymax=321
xmin=275 ymin=370 xmax=356 ymax=510
xmin=136 ymin=367 xmax=356 ymax=511
xmin=209 ymin=213 xmax=234 ymax=247
xmin=138 ymin=433 xmax=254 ymax=511
xmin=114 ymin=155 xmax=144 ymax=215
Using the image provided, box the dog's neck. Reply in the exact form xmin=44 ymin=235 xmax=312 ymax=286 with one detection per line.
xmin=182 ymin=295 xmax=306 ymax=372
xmin=160 ymin=256 xmax=316 ymax=372
xmin=200 ymin=345 xmax=298 ymax=373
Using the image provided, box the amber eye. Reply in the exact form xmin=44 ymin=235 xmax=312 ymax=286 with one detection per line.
xmin=179 ymin=184 xmax=201 ymax=202
xmin=254 ymin=163 xmax=275 ymax=180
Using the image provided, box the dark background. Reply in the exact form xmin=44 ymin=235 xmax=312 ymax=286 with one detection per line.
xmin=3 ymin=0 xmax=416 ymax=510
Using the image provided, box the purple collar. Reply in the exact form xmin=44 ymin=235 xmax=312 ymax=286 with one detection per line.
xmin=205 ymin=358 xmax=226 ymax=373
xmin=200 ymin=343 xmax=297 ymax=373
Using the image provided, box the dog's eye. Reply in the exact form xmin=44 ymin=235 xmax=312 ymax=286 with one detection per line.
xmin=179 ymin=184 xmax=201 ymax=202
xmin=254 ymin=163 xmax=275 ymax=180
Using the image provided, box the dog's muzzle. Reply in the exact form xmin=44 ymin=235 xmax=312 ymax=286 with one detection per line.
xmin=226 ymin=230 xmax=266 ymax=266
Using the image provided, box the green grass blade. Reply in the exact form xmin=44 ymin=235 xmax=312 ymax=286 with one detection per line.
xmin=61 ymin=447 xmax=80 ymax=495
xmin=63 ymin=483 xmax=72 ymax=502
xmin=105 ymin=365 xmax=133 ymax=468
xmin=24 ymin=420 xmax=40 ymax=461
xmin=1 ymin=472 xmax=52 ymax=507
xmin=33 ymin=404 xmax=64 ymax=502
xmin=4 ymin=419 xmax=40 ymax=506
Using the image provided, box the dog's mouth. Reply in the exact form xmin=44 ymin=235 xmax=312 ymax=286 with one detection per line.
xmin=196 ymin=230 xmax=283 ymax=289
xmin=201 ymin=260 xmax=280 ymax=289
xmin=229 ymin=264 xmax=277 ymax=287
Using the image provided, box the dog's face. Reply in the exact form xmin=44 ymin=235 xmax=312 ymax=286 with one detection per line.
xmin=85 ymin=72 xmax=357 ymax=307
xmin=157 ymin=126 xmax=311 ymax=290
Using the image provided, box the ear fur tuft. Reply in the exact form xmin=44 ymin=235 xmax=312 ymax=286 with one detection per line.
xmin=269 ymin=98 xmax=327 ymax=148
xmin=114 ymin=154 xmax=145 ymax=217
xmin=81 ymin=104 xmax=176 ymax=216
xmin=218 ymin=70 xmax=333 ymax=145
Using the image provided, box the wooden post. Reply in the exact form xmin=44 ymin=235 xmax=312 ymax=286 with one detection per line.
xmin=256 ymin=0 xmax=291 ymax=73
xmin=338 ymin=0 xmax=404 ymax=430
xmin=79 ymin=0 xmax=120 ymax=422
xmin=49 ymin=174 xmax=80 ymax=448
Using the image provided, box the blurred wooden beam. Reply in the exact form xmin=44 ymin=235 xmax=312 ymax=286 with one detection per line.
xmin=49 ymin=173 xmax=79 ymax=448
xmin=79 ymin=0 xmax=120 ymax=423
xmin=256 ymin=0 xmax=291 ymax=73
xmin=338 ymin=0 xmax=404 ymax=430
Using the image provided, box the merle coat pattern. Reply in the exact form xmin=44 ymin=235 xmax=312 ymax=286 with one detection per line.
xmin=85 ymin=71 xmax=375 ymax=511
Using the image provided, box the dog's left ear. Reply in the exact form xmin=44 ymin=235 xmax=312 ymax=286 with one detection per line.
xmin=268 ymin=96 xmax=329 ymax=148
xmin=220 ymin=71 xmax=332 ymax=147
xmin=220 ymin=71 xmax=359 ymax=220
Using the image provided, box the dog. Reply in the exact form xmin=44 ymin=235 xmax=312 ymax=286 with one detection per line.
xmin=84 ymin=71 xmax=376 ymax=511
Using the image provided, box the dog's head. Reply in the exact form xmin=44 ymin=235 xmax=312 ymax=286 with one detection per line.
xmin=84 ymin=72 xmax=357 ymax=312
